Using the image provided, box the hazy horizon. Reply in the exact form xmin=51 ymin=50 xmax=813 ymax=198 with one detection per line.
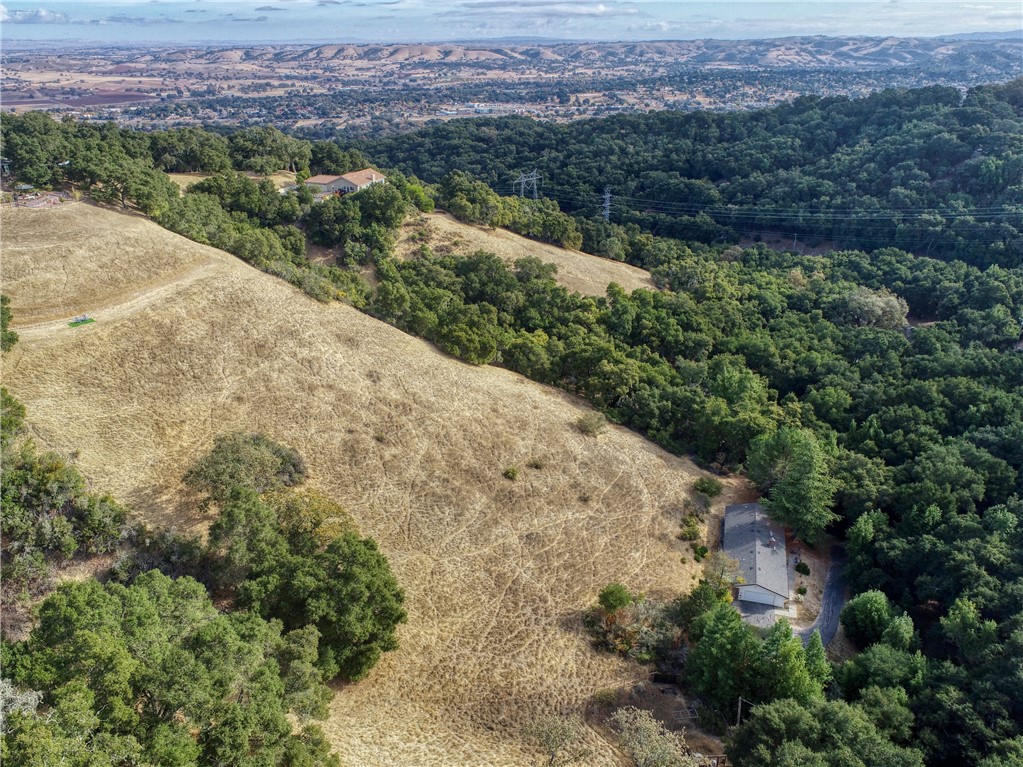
xmin=1 ymin=0 xmax=1021 ymax=46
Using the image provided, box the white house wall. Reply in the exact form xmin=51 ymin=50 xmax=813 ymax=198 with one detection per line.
xmin=738 ymin=585 xmax=786 ymax=608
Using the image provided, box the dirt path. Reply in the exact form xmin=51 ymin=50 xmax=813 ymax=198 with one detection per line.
xmin=12 ymin=260 xmax=235 ymax=339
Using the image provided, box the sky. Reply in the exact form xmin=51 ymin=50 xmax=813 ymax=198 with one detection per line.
xmin=1 ymin=0 xmax=1021 ymax=45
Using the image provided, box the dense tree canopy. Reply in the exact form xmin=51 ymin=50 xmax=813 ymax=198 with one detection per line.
xmin=364 ymin=81 xmax=1023 ymax=268
xmin=727 ymin=698 xmax=925 ymax=767
xmin=747 ymin=427 xmax=839 ymax=543
xmin=2 ymin=572 xmax=339 ymax=767
xmin=186 ymin=437 xmax=407 ymax=682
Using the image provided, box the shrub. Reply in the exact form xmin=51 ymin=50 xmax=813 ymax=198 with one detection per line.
xmin=693 ymin=476 xmax=724 ymax=498
xmin=183 ymin=432 xmax=306 ymax=503
xmin=685 ymin=494 xmax=710 ymax=516
xmin=523 ymin=715 xmax=588 ymax=767
xmin=627 ymin=601 xmax=680 ymax=664
xmin=797 ymin=585 xmax=808 ymax=596
xmin=503 ymin=467 xmax=519 ymax=481
xmin=1 ymin=294 xmax=18 ymax=352
xmin=1 ymin=439 xmax=129 ymax=569
xmin=110 ymin=526 xmax=210 ymax=585
xmin=2 ymin=551 xmax=50 ymax=604
xmin=678 ymin=515 xmax=702 ymax=541
xmin=591 ymin=688 xmax=619 ymax=709
xmin=526 ymin=457 xmax=545 ymax=469
xmin=692 ymin=545 xmax=710 ymax=562
xmin=576 ymin=412 xmax=607 ymax=436
xmin=598 ymin=582 xmax=633 ymax=614
xmin=611 ymin=707 xmax=692 ymax=767
xmin=796 ymin=561 xmax=811 ymax=576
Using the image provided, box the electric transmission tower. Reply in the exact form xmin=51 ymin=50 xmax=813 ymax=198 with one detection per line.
xmin=513 ymin=169 xmax=540 ymax=200
xmin=602 ymin=186 xmax=612 ymax=222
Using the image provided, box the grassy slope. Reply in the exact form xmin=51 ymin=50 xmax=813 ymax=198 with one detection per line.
xmin=2 ymin=202 xmax=741 ymax=766
xmin=396 ymin=211 xmax=655 ymax=297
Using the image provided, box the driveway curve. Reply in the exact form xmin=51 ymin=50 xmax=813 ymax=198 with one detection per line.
xmin=799 ymin=546 xmax=847 ymax=646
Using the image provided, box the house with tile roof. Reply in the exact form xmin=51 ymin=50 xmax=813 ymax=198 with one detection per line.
xmin=304 ymin=169 xmax=386 ymax=197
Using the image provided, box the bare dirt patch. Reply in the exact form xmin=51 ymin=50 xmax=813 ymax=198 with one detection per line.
xmin=397 ymin=212 xmax=655 ymax=297
xmin=3 ymin=204 xmax=714 ymax=767
xmin=789 ymin=537 xmax=836 ymax=628
xmin=167 ymin=172 xmax=211 ymax=191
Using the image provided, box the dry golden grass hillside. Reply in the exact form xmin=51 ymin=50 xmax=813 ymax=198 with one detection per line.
xmin=396 ymin=212 xmax=655 ymax=297
xmin=167 ymin=170 xmax=297 ymax=191
xmin=2 ymin=203 xmax=731 ymax=766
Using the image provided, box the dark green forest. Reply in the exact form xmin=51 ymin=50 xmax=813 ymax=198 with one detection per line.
xmin=363 ymin=81 xmax=1023 ymax=267
xmin=2 ymin=80 xmax=1022 ymax=767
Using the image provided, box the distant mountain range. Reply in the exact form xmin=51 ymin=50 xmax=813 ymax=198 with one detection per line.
xmin=126 ymin=35 xmax=1021 ymax=72
xmin=935 ymin=30 xmax=1022 ymax=41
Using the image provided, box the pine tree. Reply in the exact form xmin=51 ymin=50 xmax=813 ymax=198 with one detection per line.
xmin=804 ymin=629 xmax=832 ymax=688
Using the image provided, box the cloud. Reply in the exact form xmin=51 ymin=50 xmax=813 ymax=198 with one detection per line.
xmin=625 ymin=20 xmax=677 ymax=33
xmin=103 ymin=13 xmax=182 ymax=25
xmin=438 ymin=1 xmax=640 ymax=18
xmin=230 ymin=15 xmax=270 ymax=22
xmin=0 ymin=4 xmax=70 ymax=23
xmin=255 ymin=5 xmax=286 ymax=10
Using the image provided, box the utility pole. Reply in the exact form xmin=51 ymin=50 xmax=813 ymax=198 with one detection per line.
xmin=736 ymin=696 xmax=755 ymax=728
xmin=602 ymin=186 xmax=611 ymax=222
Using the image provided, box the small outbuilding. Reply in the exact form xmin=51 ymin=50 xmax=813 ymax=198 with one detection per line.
xmin=723 ymin=503 xmax=789 ymax=608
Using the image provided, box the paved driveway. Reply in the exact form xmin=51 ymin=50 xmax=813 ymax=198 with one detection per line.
xmin=797 ymin=546 xmax=847 ymax=646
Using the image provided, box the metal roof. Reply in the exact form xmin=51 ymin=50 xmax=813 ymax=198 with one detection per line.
xmin=723 ymin=503 xmax=788 ymax=599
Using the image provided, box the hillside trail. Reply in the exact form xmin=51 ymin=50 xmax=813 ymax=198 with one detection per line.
xmin=12 ymin=260 xmax=230 ymax=339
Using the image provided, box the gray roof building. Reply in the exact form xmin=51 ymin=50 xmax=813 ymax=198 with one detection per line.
xmin=723 ymin=503 xmax=789 ymax=607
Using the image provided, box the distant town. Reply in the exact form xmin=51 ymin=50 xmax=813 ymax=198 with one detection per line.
xmin=2 ymin=36 xmax=1020 ymax=136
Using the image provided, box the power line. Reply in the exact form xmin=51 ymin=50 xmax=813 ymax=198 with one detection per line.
xmin=492 ymin=182 xmax=1019 ymax=251
xmin=535 ymin=183 xmax=1020 ymax=221
xmin=591 ymin=200 xmax=1014 ymax=251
